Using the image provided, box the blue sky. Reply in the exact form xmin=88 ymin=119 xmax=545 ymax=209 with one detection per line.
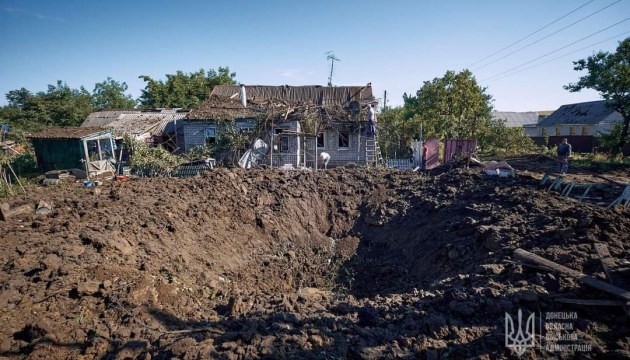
xmin=1 ymin=0 xmax=629 ymax=111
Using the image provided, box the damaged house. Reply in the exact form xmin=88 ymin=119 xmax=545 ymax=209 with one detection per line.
xmin=81 ymin=108 xmax=190 ymax=152
xmin=183 ymin=84 xmax=376 ymax=168
xmin=28 ymin=127 xmax=116 ymax=177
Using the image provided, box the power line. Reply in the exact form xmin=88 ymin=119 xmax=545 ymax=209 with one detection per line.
xmin=468 ymin=0 xmax=595 ymax=68
xmin=480 ymin=20 xmax=630 ymax=82
xmin=484 ymin=31 xmax=630 ymax=83
xmin=473 ymin=0 xmax=621 ymax=71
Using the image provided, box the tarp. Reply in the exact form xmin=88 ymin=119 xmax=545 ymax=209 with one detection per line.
xmin=238 ymin=139 xmax=269 ymax=169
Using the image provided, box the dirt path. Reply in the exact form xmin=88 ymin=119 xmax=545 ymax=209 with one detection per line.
xmin=0 ymin=158 xmax=629 ymax=359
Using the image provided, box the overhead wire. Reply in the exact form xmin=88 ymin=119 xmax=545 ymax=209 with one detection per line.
xmin=484 ymin=30 xmax=630 ymax=83
xmin=472 ymin=0 xmax=622 ymax=71
xmin=480 ymin=18 xmax=630 ymax=82
xmin=467 ymin=0 xmax=595 ymax=68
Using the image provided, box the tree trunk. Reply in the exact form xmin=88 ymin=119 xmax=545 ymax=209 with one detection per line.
xmin=613 ymin=113 xmax=629 ymax=156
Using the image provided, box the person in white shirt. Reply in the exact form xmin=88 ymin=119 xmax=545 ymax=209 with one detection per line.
xmin=367 ymin=104 xmax=377 ymax=136
xmin=319 ymin=152 xmax=330 ymax=169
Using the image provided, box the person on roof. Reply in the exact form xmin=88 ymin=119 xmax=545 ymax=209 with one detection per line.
xmin=367 ymin=104 xmax=377 ymax=136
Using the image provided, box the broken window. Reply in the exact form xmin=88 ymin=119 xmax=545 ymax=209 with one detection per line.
xmin=86 ymin=140 xmax=99 ymax=161
xmin=205 ymin=128 xmax=216 ymax=145
xmin=338 ymin=131 xmax=349 ymax=148
xmin=316 ymin=132 xmax=325 ymax=148
xmin=274 ymin=128 xmax=290 ymax=153
xmin=99 ymin=138 xmax=113 ymax=159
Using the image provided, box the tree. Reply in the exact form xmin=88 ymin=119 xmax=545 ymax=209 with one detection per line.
xmin=403 ymin=69 xmax=494 ymax=144
xmin=138 ymin=67 xmax=237 ymax=109
xmin=93 ymin=77 xmax=136 ymax=109
xmin=0 ymin=81 xmax=93 ymax=129
xmin=564 ymin=37 xmax=630 ymax=155
xmin=6 ymin=88 xmax=33 ymax=110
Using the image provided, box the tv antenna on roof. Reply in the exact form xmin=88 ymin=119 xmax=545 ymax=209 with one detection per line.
xmin=325 ymin=51 xmax=340 ymax=87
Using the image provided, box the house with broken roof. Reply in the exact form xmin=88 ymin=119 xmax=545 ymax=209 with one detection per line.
xmin=81 ymin=108 xmax=190 ymax=151
xmin=28 ymin=127 xmax=116 ymax=177
xmin=491 ymin=111 xmax=549 ymax=137
xmin=532 ymin=100 xmax=625 ymax=153
xmin=183 ymin=84 xmax=376 ymax=168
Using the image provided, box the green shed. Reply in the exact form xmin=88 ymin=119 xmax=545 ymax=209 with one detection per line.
xmin=28 ymin=127 xmax=116 ymax=176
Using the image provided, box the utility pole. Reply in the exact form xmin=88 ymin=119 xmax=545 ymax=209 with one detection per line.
xmin=325 ymin=51 xmax=340 ymax=87
xmin=383 ymin=90 xmax=387 ymax=111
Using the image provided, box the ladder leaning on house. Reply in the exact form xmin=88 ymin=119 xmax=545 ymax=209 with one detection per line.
xmin=365 ymin=134 xmax=384 ymax=167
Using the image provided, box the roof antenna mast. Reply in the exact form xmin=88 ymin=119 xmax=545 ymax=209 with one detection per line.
xmin=325 ymin=51 xmax=340 ymax=87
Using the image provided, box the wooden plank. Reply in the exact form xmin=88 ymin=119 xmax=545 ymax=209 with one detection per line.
xmin=555 ymin=298 xmax=630 ymax=306
xmin=594 ymin=243 xmax=617 ymax=284
xmin=513 ymin=248 xmax=630 ymax=301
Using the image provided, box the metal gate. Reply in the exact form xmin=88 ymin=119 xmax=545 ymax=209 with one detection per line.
xmin=303 ymin=136 xmax=317 ymax=169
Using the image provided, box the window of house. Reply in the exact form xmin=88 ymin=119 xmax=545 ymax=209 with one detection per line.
xmin=338 ymin=131 xmax=350 ymax=149
xmin=274 ymin=128 xmax=289 ymax=153
xmin=86 ymin=140 xmax=100 ymax=161
xmin=582 ymin=126 xmax=589 ymax=135
xmin=541 ymin=128 xmax=547 ymax=137
xmin=239 ymin=127 xmax=254 ymax=135
xmin=205 ymin=128 xmax=217 ymax=145
xmin=99 ymin=138 xmax=113 ymax=159
xmin=569 ymin=126 xmax=577 ymax=135
xmin=555 ymin=126 xmax=561 ymax=136
xmin=316 ymin=132 xmax=326 ymax=148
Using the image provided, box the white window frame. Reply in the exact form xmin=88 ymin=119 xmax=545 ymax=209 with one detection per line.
xmin=338 ymin=130 xmax=350 ymax=149
xmin=205 ymin=127 xmax=217 ymax=145
xmin=239 ymin=127 xmax=255 ymax=135
xmin=274 ymin=128 xmax=290 ymax=153
xmin=316 ymin=132 xmax=326 ymax=149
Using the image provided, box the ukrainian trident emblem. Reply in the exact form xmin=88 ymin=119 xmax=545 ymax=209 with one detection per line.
xmin=505 ymin=309 xmax=536 ymax=356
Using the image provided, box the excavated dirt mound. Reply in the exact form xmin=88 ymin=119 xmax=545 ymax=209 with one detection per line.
xmin=0 ymin=159 xmax=629 ymax=359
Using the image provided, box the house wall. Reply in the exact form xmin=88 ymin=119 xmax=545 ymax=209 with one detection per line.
xmin=523 ymin=126 xmax=538 ymax=137
xmin=264 ymin=122 xmax=302 ymax=167
xmin=182 ymin=119 xmax=257 ymax=153
xmin=537 ymin=124 xmax=600 ymax=137
xmin=32 ymin=139 xmax=86 ymax=172
xmin=531 ymin=135 xmax=630 ymax=155
xmin=317 ymin=127 xmax=367 ymax=167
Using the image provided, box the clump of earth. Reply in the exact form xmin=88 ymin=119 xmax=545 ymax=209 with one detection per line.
xmin=0 ymin=156 xmax=629 ymax=359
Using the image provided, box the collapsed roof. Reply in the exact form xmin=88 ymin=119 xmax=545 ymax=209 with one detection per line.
xmin=188 ymin=84 xmax=376 ymax=126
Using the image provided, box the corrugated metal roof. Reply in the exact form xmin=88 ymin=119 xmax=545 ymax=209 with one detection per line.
xmin=210 ymin=85 xmax=374 ymax=106
xmin=492 ymin=111 xmax=540 ymax=127
xmin=81 ymin=109 xmax=142 ymax=127
xmin=538 ymin=100 xmax=623 ymax=127
xmin=82 ymin=109 xmax=190 ymax=136
xmin=28 ymin=127 xmax=109 ymax=139
xmin=106 ymin=113 xmax=164 ymax=135
xmin=155 ymin=110 xmax=190 ymax=135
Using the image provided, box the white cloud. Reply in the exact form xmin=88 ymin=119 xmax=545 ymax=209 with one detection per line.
xmin=4 ymin=7 xmax=64 ymax=21
xmin=278 ymin=69 xmax=317 ymax=82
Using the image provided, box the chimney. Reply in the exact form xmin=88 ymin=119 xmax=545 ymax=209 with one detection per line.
xmin=239 ymin=84 xmax=247 ymax=108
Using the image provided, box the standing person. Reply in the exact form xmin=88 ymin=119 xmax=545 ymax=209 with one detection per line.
xmin=422 ymin=143 xmax=428 ymax=170
xmin=319 ymin=152 xmax=330 ymax=169
xmin=367 ymin=104 xmax=377 ymax=136
xmin=557 ymin=138 xmax=572 ymax=174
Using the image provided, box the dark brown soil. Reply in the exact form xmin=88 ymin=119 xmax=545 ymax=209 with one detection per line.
xmin=0 ymin=157 xmax=629 ymax=359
